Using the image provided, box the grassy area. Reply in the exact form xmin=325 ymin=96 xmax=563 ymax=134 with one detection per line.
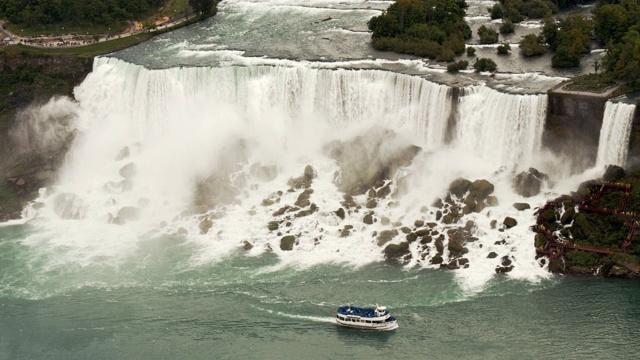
xmin=5 ymin=21 xmax=128 ymax=37
xmin=565 ymin=73 xmax=618 ymax=92
xmin=14 ymin=33 xmax=153 ymax=58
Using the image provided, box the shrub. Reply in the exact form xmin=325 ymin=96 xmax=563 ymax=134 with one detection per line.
xmin=497 ymin=43 xmax=511 ymax=55
xmin=474 ymin=57 xmax=498 ymax=72
xmin=436 ymin=48 xmax=456 ymax=62
xmin=490 ymin=4 xmax=504 ymax=19
xmin=447 ymin=60 xmax=469 ymax=72
xmin=500 ymin=20 xmax=515 ymax=34
xmin=478 ymin=25 xmax=499 ymax=44
xmin=466 ymin=46 xmax=476 ymax=56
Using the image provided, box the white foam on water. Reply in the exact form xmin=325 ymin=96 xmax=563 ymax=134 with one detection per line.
xmin=14 ymin=53 xmax=633 ymax=294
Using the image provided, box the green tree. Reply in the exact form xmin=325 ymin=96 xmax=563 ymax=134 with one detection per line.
xmin=519 ymin=34 xmax=546 ymax=56
xmin=542 ymin=13 xmax=558 ymax=50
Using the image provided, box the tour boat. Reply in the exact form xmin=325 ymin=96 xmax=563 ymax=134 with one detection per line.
xmin=335 ymin=304 xmax=398 ymax=330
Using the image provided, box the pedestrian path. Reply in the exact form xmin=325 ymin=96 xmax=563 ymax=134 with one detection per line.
xmin=0 ymin=14 xmax=194 ymax=48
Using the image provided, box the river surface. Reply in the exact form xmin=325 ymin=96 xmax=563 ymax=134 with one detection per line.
xmin=1 ymin=1 xmax=639 ymax=359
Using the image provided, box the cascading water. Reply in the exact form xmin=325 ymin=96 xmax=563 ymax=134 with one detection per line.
xmin=456 ymin=86 xmax=547 ymax=171
xmin=596 ymin=101 xmax=636 ymax=168
xmin=14 ymin=56 xmax=561 ymax=293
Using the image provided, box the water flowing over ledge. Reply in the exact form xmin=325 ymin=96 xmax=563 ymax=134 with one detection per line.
xmin=12 ymin=57 xmax=636 ymax=296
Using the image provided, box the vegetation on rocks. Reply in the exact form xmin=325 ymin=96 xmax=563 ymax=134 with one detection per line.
xmin=367 ymin=0 xmax=471 ymax=60
xmin=537 ymin=166 xmax=640 ymax=278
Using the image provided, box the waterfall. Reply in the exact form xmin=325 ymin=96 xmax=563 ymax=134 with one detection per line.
xmin=596 ymin=101 xmax=636 ymax=168
xmin=456 ymin=86 xmax=547 ymax=171
xmin=17 ymin=58 xmax=552 ymax=288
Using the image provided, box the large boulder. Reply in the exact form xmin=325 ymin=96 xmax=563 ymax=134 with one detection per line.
xmin=383 ymin=242 xmax=410 ymax=261
xmin=448 ymin=178 xmax=472 ymax=198
xmin=503 ymin=216 xmax=517 ymax=229
xmin=512 ymin=167 xmax=548 ymax=197
xmin=324 ymin=128 xmax=421 ymax=195
xmin=513 ymin=202 xmax=531 ymax=211
xmin=280 ymin=235 xmax=296 ymax=251
xmin=469 ymin=179 xmax=494 ymax=201
xmin=602 ymin=165 xmax=625 ymax=182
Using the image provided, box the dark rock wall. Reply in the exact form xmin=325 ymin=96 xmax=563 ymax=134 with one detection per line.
xmin=626 ymin=108 xmax=640 ymax=171
xmin=544 ymin=92 xmax=608 ymax=173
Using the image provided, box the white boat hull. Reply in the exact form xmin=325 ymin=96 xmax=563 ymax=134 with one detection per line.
xmin=335 ymin=318 xmax=399 ymax=331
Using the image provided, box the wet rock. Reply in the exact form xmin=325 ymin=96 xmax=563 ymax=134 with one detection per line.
xmin=513 ymin=202 xmax=531 ymax=211
xmin=262 ymin=198 xmax=275 ymax=206
xmin=323 ymin=128 xmax=421 ymax=195
xmin=431 ymin=253 xmax=443 ymax=265
xmin=560 ymin=207 xmax=575 ymax=225
xmin=501 ymin=256 xmax=513 ymax=266
xmin=420 ymin=235 xmax=433 ymax=244
xmin=199 ymin=218 xmax=213 ymax=234
xmin=304 ymin=165 xmax=315 ymax=180
xmin=487 ymin=251 xmax=498 ymax=259
xmin=495 ymin=265 xmax=514 ymax=273
xmin=602 ymin=165 xmax=625 ymax=182
xmin=383 ymin=241 xmax=410 ymax=261
xmin=486 ymin=196 xmax=498 ymax=207
xmin=406 ymin=232 xmax=418 ymax=242
xmin=435 ymin=211 xmax=442 ymax=221
xmin=119 ymin=162 xmax=136 ymax=179
xmin=469 ymin=179 xmax=494 ymax=201
xmin=414 ymin=220 xmax=425 ymax=228
xmin=365 ymin=199 xmax=377 ymax=209
xmin=435 ymin=237 xmax=444 ymax=254
xmin=464 ymin=220 xmax=475 ymax=232
xmin=363 ymin=213 xmax=374 ymax=225
xmin=335 ymin=208 xmax=345 ymax=220
xmin=280 ymin=235 xmax=296 ymax=251
xmin=376 ymin=183 xmax=392 ymax=198
xmin=400 ymin=226 xmax=412 ymax=234
xmin=295 ymin=203 xmax=318 ymax=217
xmin=243 ymin=241 xmax=254 ymax=250
xmin=381 ymin=217 xmax=391 ymax=226
xmin=268 ymin=221 xmax=279 ymax=231
xmin=449 ymin=178 xmax=472 ymax=198
xmin=377 ymin=229 xmax=399 ymax=246
xmin=512 ymin=168 xmax=548 ymax=197
xmin=503 ymin=217 xmax=517 ymax=229
xmin=415 ymin=228 xmax=430 ymax=237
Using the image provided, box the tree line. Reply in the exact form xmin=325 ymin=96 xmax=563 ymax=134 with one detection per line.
xmin=0 ymin=0 xmax=166 ymax=26
xmin=0 ymin=0 xmax=218 ymax=27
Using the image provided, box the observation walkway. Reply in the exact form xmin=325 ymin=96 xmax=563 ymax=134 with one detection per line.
xmin=535 ymin=181 xmax=636 ymax=259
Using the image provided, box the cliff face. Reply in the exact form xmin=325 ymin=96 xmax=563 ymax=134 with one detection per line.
xmin=543 ymin=92 xmax=608 ymax=173
xmin=0 ymin=49 xmax=92 ymax=220
xmin=626 ymin=110 xmax=640 ymax=171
